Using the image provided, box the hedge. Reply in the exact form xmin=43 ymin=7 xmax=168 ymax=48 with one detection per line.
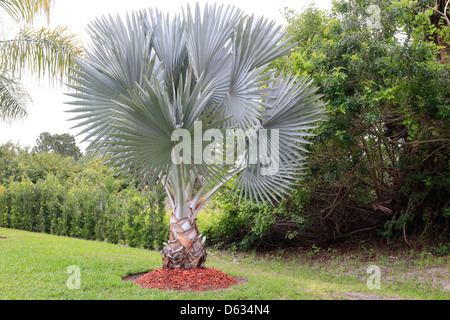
xmin=0 ymin=173 xmax=168 ymax=250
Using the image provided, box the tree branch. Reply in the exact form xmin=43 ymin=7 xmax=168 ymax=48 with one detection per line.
xmin=427 ymin=0 xmax=450 ymax=27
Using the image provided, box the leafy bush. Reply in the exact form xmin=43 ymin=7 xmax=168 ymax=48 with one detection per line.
xmin=0 ymin=149 xmax=167 ymax=250
xmin=433 ymin=242 xmax=450 ymax=256
xmin=269 ymin=0 xmax=450 ymax=246
xmin=198 ymin=181 xmax=311 ymax=250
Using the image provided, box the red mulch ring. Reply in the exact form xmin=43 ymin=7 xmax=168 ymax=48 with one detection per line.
xmin=133 ymin=267 xmax=240 ymax=291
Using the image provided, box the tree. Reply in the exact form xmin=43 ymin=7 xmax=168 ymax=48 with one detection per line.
xmin=427 ymin=0 xmax=450 ymax=62
xmin=0 ymin=0 xmax=82 ymax=123
xmin=34 ymin=132 xmax=82 ymax=159
xmin=67 ymin=3 xmax=327 ymax=269
xmin=273 ymin=0 xmax=450 ymax=245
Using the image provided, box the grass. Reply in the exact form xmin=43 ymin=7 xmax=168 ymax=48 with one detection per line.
xmin=0 ymin=227 xmax=448 ymax=300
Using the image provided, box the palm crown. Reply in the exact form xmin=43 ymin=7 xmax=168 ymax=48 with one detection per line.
xmin=67 ymin=2 xmax=328 ymax=269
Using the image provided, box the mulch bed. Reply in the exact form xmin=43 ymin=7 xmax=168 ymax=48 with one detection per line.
xmin=131 ymin=267 xmax=243 ymax=291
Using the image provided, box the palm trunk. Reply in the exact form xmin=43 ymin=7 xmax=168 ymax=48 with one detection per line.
xmin=161 ymin=210 xmax=207 ymax=269
xmin=160 ymin=165 xmax=241 ymax=269
xmin=160 ymin=165 xmax=207 ymax=269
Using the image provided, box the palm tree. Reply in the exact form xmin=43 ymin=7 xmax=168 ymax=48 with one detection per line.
xmin=67 ymin=3 xmax=328 ymax=269
xmin=0 ymin=0 xmax=82 ymax=122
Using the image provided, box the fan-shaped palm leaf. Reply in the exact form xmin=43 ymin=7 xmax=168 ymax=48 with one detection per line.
xmin=233 ymin=74 xmax=328 ymax=205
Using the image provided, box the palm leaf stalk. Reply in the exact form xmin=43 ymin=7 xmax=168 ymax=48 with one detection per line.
xmin=67 ymin=3 xmax=328 ymax=269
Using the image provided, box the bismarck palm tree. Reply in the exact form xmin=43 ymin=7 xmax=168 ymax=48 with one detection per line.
xmin=67 ymin=3 xmax=328 ymax=269
xmin=0 ymin=0 xmax=82 ymax=122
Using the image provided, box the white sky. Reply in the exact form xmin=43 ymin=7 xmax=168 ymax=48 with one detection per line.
xmin=0 ymin=0 xmax=331 ymax=152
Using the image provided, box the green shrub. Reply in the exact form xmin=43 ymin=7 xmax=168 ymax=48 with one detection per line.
xmin=0 ymin=150 xmax=167 ymax=250
xmin=37 ymin=174 xmax=65 ymax=234
xmin=121 ymin=187 xmax=167 ymax=249
xmin=0 ymin=185 xmax=7 ymax=226
xmin=7 ymin=178 xmax=38 ymax=231
xmin=197 ymin=181 xmax=311 ymax=250
xmin=433 ymin=243 xmax=450 ymax=256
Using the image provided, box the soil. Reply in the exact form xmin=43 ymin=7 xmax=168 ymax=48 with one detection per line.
xmin=332 ymin=292 xmax=405 ymax=300
xmin=122 ymin=272 xmax=148 ymax=282
xmin=125 ymin=267 xmax=246 ymax=292
xmin=253 ymin=240 xmax=450 ymax=294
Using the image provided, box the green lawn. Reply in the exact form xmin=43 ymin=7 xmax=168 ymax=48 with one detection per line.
xmin=0 ymin=227 xmax=448 ymax=300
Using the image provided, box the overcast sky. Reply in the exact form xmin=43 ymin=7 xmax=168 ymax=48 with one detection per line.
xmin=0 ymin=0 xmax=331 ymax=152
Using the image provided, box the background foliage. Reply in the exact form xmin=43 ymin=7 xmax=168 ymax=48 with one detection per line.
xmin=0 ymin=141 xmax=167 ymax=249
xmin=199 ymin=0 xmax=450 ymax=250
xmin=33 ymin=131 xmax=83 ymax=160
